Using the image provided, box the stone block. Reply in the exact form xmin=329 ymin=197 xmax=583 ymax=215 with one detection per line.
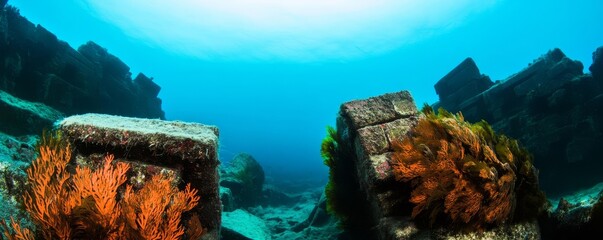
xmin=340 ymin=90 xmax=417 ymax=130
xmin=58 ymin=114 xmax=221 ymax=239
xmin=336 ymin=90 xmax=419 ymax=239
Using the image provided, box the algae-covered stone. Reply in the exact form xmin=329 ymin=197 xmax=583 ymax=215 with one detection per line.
xmin=0 ymin=90 xmax=63 ymax=136
xmin=57 ymin=113 xmax=221 ymax=239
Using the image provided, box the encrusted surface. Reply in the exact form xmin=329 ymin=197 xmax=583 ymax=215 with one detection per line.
xmin=58 ymin=113 xmax=221 ymax=239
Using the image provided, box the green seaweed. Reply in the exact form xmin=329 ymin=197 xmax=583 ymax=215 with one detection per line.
xmin=320 ymin=126 xmax=340 ymax=217
xmin=320 ymin=125 xmax=370 ymax=231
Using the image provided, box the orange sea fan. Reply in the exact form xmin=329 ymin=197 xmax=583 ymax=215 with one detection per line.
xmin=2 ymin=136 xmax=203 ymax=240
xmin=390 ymin=106 xmax=546 ymax=230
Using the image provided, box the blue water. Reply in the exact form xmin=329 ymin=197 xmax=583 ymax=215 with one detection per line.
xmin=9 ymin=0 xmax=603 ymax=184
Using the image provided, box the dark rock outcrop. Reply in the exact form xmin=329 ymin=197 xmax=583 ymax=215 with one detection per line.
xmin=57 ymin=114 xmax=220 ymax=239
xmin=434 ymin=58 xmax=494 ymax=112
xmin=433 ymin=47 xmax=603 ymax=196
xmin=0 ymin=5 xmax=164 ymax=120
xmin=0 ymin=89 xmax=63 ymax=136
xmin=591 ymin=46 xmax=603 ymax=81
xmin=220 ymin=153 xmax=265 ymax=208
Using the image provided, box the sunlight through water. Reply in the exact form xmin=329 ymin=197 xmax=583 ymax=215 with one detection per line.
xmin=82 ymin=0 xmax=499 ymax=61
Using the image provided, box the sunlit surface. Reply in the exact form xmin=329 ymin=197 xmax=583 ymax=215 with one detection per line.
xmin=83 ymin=0 xmax=498 ymax=61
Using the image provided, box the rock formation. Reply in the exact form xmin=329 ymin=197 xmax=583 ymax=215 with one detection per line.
xmin=326 ymin=90 xmax=542 ymax=239
xmin=0 ymin=89 xmax=63 ymax=136
xmin=0 ymin=5 xmax=164 ymax=121
xmin=57 ymin=114 xmax=220 ymax=239
xmin=220 ymin=153 xmax=266 ymax=208
xmin=433 ymin=47 xmax=603 ymax=196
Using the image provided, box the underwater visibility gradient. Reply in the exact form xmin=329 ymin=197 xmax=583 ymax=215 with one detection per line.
xmin=8 ymin=0 xmax=602 ymax=183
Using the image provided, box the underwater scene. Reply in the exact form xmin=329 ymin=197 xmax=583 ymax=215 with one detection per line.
xmin=0 ymin=0 xmax=602 ymax=239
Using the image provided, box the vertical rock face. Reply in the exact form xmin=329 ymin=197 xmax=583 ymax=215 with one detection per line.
xmin=57 ymin=114 xmax=220 ymax=239
xmin=336 ymin=90 xmax=419 ymax=239
xmin=0 ymin=6 xmax=164 ymax=119
xmin=433 ymin=47 xmax=603 ymax=196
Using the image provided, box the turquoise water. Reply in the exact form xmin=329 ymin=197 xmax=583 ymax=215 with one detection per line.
xmin=9 ymin=0 xmax=603 ymax=184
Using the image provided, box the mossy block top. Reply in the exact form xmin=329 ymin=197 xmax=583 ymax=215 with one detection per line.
xmin=58 ymin=113 xmax=219 ymax=163
xmin=340 ymin=90 xmax=417 ymax=130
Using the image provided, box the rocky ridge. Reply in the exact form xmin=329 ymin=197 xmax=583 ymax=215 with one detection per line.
xmin=0 ymin=4 xmax=164 ymax=122
xmin=433 ymin=47 xmax=603 ymax=196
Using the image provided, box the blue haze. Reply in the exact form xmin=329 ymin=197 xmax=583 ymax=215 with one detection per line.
xmin=9 ymin=0 xmax=603 ymax=184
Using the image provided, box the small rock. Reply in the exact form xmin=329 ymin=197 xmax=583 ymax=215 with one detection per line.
xmin=222 ymin=209 xmax=271 ymax=240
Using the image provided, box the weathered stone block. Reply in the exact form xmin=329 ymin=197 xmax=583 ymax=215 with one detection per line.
xmin=336 ymin=90 xmax=418 ymax=239
xmin=341 ymin=91 xmax=417 ymax=129
xmin=58 ymin=114 xmax=221 ymax=239
xmin=355 ymin=125 xmax=388 ymax=156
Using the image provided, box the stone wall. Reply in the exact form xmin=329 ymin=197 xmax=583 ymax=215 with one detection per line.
xmin=0 ymin=5 xmax=164 ymax=120
xmin=433 ymin=47 xmax=603 ymax=196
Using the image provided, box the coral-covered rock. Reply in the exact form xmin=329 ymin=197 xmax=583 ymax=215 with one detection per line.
xmin=433 ymin=47 xmax=603 ymax=196
xmin=0 ymin=132 xmax=38 ymax=231
xmin=220 ymin=153 xmax=265 ymax=208
xmin=390 ymin=106 xmax=547 ymax=230
xmin=57 ymin=114 xmax=220 ymax=239
xmin=324 ymin=90 xmax=417 ymax=239
xmin=325 ymin=91 xmax=547 ymax=239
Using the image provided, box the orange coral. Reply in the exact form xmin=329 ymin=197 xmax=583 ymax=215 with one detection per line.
xmin=390 ymin=106 xmax=546 ymax=230
xmin=2 ymin=139 xmax=203 ymax=239
xmin=120 ymin=174 xmax=200 ymax=240
xmin=1 ymin=217 xmax=35 ymax=240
